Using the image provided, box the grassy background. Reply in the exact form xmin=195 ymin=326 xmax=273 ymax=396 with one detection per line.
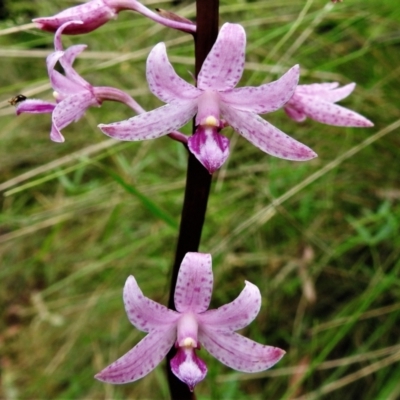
xmin=1 ymin=0 xmax=400 ymax=399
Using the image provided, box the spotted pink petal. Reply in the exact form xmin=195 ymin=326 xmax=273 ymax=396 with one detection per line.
xmin=296 ymin=82 xmax=339 ymax=94
xmin=99 ymin=101 xmax=197 ymax=141
xmin=95 ymin=327 xmax=176 ymax=384
xmin=198 ymin=281 xmax=261 ymax=331
xmin=295 ymin=83 xmax=355 ymax=103
xmin=220 ymin=104 xmax=317 ymax=161
xmin=51 ymin=92 xmax=100 ymax=142
xmin=174 ymin=253 xmax=213 ymax=314
xmin=16 ymin=99 xmax=56 ymax=115
xmin=220 ymin=65 xmax=300 ymax=114
xmin=197 ymin=23 xmax=246 ymax=91
xmin=146 ymin=43 xmax=201 ymax=103
xmin=296 ymin=95 xmax=374 ymax=127
xmin=199 ymin=329 xmax=285 ymax=373
xmin=123 ymin=276 xmax=179 ymax=333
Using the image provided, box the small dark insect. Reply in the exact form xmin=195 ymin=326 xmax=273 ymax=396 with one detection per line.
xmin=8 ymin=94 xmax=27 ymax=106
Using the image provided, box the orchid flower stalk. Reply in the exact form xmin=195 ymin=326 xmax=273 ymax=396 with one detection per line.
xmin=11 ymin=0 xmax=375 ymax=398
xmin=95 ymin=252 xmax=285 ymax=391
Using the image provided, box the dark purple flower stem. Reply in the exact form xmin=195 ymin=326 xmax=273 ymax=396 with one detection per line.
xmin=166 ymin=1 xmax=219 ymax=399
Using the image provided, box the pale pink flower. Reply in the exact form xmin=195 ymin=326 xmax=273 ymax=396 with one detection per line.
xmin=284 ymin=82 xmax=373 ymax=127
xmin=16 ymin=21 xmax=143 ymax=142
xmin=95 ymin=252 xmax=285 ymax=391
xmin=99 ymin=23 xmax=317 ymax=173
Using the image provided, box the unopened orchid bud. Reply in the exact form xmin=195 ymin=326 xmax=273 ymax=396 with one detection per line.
xmin=33 ymin=0 xmax=196 ymax=35
xmin=33 ymin=0 xmax=118 ymax=35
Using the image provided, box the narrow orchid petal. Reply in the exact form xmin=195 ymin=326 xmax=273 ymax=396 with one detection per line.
xmin=283 ymin=104 xmax=306 ymax=122
xmin=170 ymin=348 xmax=207 ymax=391
xmin=60 ymin=44 xmax=87 ymax=69
xmin=50 ymin=128 xmax=65 ymax=143
xmin=221 ymin=104 xmax=317 ymax=161
xmin=99 ymin=101 xmax=197 ymax=141
xmin=54 ymin=21 xmax=83 ymax=51
xmin=33 ymin=0 xmax=117 ymax=35
xmin=146 ymin=43 xmax=201 ymax=103
xmin=50 ymin=69 xmax=83 ymax=96
xmin=198 ymin=281 xmax=261 ymax=331
xmin=220 ymin=65 xmax=300 ymax=114
xmin=47 ymin=52 xmax=86 ymax=95
xmin=319 ymin=83 xmax=355 ymax=103
xmin=60 ymin=44 xmax=92 ymax=89
xmin=46 ymin=50 xmax=64 ymax=73
xmin=199 ymin=329 xmax=285 ymax=372
xmin=51 ymin=92 xmax=99 ymax=142
xmin=174 ymin=253 xmax=213 ymax=314
xmin=47 ymin=44 xmax=91 ymax=93
xmin=95 ymin=327 xmax=176 ymax=384
xmin=296 ymin=83 xmax=355 ymax=103
xmin=16 ymin=99 xmax=55 ymax=115
xmin=188 ymin=126 xmax=230 ymax=174
xmin=198 ymin=23 xmax=246 ymax=91
xmin=296 ymin=82 xmax=339 ymax=94
xmin=298 ymin=95 xmax=374 ymax=127
xmin=124 ymin=276 xmax=179 ymax=333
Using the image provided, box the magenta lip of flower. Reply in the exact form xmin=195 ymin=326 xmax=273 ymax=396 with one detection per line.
xmin=284 ymin=82 xmax=374 ymax=127
xmin=33 ymin=0 xmax=196 ymax=35
xmin=187 ymin=125 xmax=230 ymax=174
xmin=94 ymin=252 xmax=285 ymax=391
xmin=99 ymin=22 xmax=318 ymax=173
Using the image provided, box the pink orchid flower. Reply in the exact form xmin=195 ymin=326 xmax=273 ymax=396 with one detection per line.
xmin=16 ymin=21 xmax=143 ymax=143
xmin=33 ymin=0 xmax=195 ymax=35
xmin=95 ymin=252 xmax=285 ymax=391
xmin=284 ymin=82 xmax=373 ymax=127
xmin=99 ymin=23 xmax=317 ymax=173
